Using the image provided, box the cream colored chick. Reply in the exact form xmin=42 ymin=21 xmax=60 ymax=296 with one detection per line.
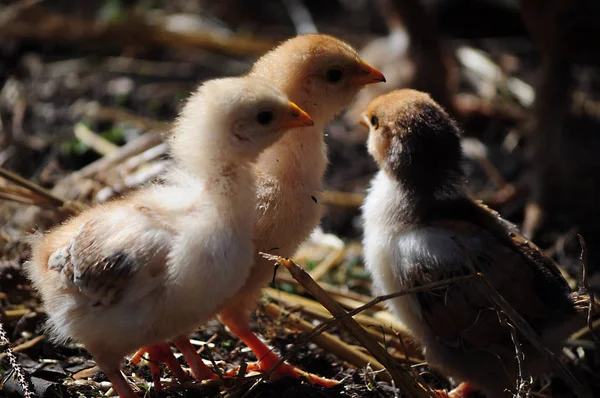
xmin=26 ymin=77 xmax=314 ymax=398
xmin=361 ymin=89 xmax=586 ymax=398
xmin=217 ymin=34 xmax=386 ymax=385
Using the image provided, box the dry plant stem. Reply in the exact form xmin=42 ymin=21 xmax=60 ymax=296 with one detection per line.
xmin=502 ymin=316 xmax=529 ymax=397
xmin=0 ymin=314 xmax=33 ymax=398
xmin=571 ymin=318 xmax=600 ymax=341
xmin=3 ymin=308 xmax=34 ymax=320
xmin=0 ymin=335 xmax=45 ymax=360
xmin=264 ymin=287 xmax=412 ymax=341
xmin=577 ymin=234 xmax=600 ymax=346
xmin=73 ymin=123 xmax=119 ymax=156
xmin=60 ymin=132 xmax=163 ymax=183
xmin=87 ymin=105 xmax=171 ymax=132
xmin=475 ymin=155 xmax=507 ymax=189
xmin=308 ymin=245 xmax=345 ymax=281
xmin=320 ymin=190 xmax=365 ymax=208
xmin=0 ymin=5 xmax=275 ymax=56
xmin=451 ymin=238 xmax=591 ymax=398
xmin=0 ymin=167 xmax=66 ymax=208
xmin=262 ymin=302 xmax=385 ymax=373
xmin=261 ymin=253 xmax=431 ymax=398
xmin=276 ymin=273 xmax=387 ymax=311
xmin=264 ymin=289 xmax=415 ymax=356
xmin=304 ymin=273 xmax=479 ymax=333
xmin=0 ymin=191 xmax=56 ymax=209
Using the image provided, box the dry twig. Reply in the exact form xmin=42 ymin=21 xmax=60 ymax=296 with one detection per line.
xmin=73 ymin=123 xmax=119 ymax=156
xmin=262 ymin=302 xmax=384 ymax=373
xmin=0 ymin=167 xmax=85 ymax=213
xmin=262 ymin=253 xmax=432 ymax=397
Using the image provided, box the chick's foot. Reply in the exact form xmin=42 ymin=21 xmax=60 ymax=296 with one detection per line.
xmin=173 ymin=335 xmax=218 ymax=381
xmin=224 ymin=326 xmax=338 ymax=387
xmin=104 ymin=369 xmax=139 ymax=398
xmin=435 ymin=382 xmax=479 ymax=398
xmin=130 ymin=342 xmax=189 ymax=391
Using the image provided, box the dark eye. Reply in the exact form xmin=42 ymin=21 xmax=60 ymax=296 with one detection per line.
xmin=370 ymin=115 xmax=379 ymax=129
xmin=325 ymin=67 xmax=343 ymax=83
xmin=256 ymin=111 xmax=274 ymax=125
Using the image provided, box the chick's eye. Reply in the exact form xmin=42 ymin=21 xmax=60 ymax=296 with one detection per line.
xmin=325 ymin=67 xmax=343 ymax=83
xmin=256 ymin=111 xmax=274 ymax=125
xmin=370 ymin=115 xmax=379 ymax=129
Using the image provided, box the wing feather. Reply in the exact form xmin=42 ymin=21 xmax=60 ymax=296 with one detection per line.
xmin=48 ymin=206 xmax=171 ymax=306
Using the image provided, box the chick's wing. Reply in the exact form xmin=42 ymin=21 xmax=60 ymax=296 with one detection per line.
xmin=414 ymin=209 xmax=576 ymax=360
xmin=48 ymin=207 xmax=171 ymax=307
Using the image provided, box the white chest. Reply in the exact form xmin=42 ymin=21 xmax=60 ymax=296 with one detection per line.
xmin=361 ymin=172 xmax=482 ymax=342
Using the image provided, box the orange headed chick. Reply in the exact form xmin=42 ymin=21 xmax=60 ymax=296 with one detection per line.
xmin=218 ymin=34 xmax=386 ymax=385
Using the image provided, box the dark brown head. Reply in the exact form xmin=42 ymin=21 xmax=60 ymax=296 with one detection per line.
xmin=362 ymin=89 xmax=463 ymax=196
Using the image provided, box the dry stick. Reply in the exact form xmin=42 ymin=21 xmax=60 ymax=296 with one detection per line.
xmin=501 ymin=316 xmax=530 ymax=397
xmin=577 ymin=234 xmax=600 ymax=346
xmin=73 ymin=123 xmax=119 ymax=156
xmin=0 ymin=168 xmax=85 ymax=213
xmin=265 ymin=287 xmax=394 ymax=332
xmin=0 ymin=191 xmax=56 ymax=209
xmin=308 ymin=244 xmax=345 ymax=281
xmin=269 ymin=268 xmax=479 ymax=364
xmin=84 ymin=104 xmax=170 ymax=132
xmin=0 ymin=167 xmax=66 ymax=208
xmin=276 ymin=273 xmax=387 ymax=311
xmin=320 ymin=190 xmax=366 ymax=208
xmin=451 ymin=237 xmax=591 ymax=398
xmin=0 ymin=314 xmax=33 ymax=398
xmin=1 ymin=5 xmax=275 ymax=56
xmin=60 ymin=131 xmax=163 ymax=184
xmin=277 ymin=273 xmax=479 ymax=377
xmin=263 ymin=289 xmax=420 ymax=362
xmin=261 ymin=253 xmax=432 ymax=398
xmin=571 ymin=318 xmax=600 ymax=341
xmin=0 ymin=335 xmax=45 ymax=360
xmin=262 ymin=302 xmax=385 ymax=373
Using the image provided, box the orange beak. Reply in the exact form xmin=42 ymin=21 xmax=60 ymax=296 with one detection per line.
xmin=351 ymin=60 xmax=386 ymax=86
xmin=359 ymin=113 xmax=370 ymax=129
xmin=283 ymin=101 xmax=314 ymax=129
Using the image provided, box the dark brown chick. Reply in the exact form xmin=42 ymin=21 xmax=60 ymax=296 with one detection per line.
xmin=361 ymin=89 xmax=587 ymax=398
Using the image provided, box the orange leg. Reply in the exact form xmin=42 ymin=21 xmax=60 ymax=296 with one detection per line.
xmin=222 ymin=318 xmax=339 ymax=387
xmin=130 ymin=342 xmax=189 ymax=391
xmin=435 ymin=382 xmax=479 ymax=398
xmin=173 ymin=335 xmax=218 ymax=381
xmin=104 ymin=369 xmax=139 ymax=398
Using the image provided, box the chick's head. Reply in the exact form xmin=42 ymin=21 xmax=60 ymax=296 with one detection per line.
xmin=250 ymin=34 xmax=385 ymax=123
xmin=172 ymin=77 xmax=313 ymax=164
xmin=362 ymin=89 xmax=462 ymax=193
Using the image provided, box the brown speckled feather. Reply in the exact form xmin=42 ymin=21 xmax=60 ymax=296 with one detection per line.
xmin=47 ymin=210 xmax=169 ymax=307
xmin=414 ymin=196 xmax=580 ymax=356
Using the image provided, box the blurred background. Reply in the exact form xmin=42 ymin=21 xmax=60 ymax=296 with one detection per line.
xmin=1 ymin=0 xmax=600 ymax=397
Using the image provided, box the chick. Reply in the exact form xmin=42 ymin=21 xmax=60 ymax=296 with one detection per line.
xmin=361 ymin=89 xmax=586 ymax=397
xmin=217 ymin=34 xmax=386 ymax=384
xmin=26 ymin=76 xmax=314 ymax=398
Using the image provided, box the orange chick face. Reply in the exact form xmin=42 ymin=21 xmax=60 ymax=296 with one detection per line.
xmin=251 ymin=34 xmax=385 ymax=122
xmin=362 ymin=89 xmax=463 ymax=194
